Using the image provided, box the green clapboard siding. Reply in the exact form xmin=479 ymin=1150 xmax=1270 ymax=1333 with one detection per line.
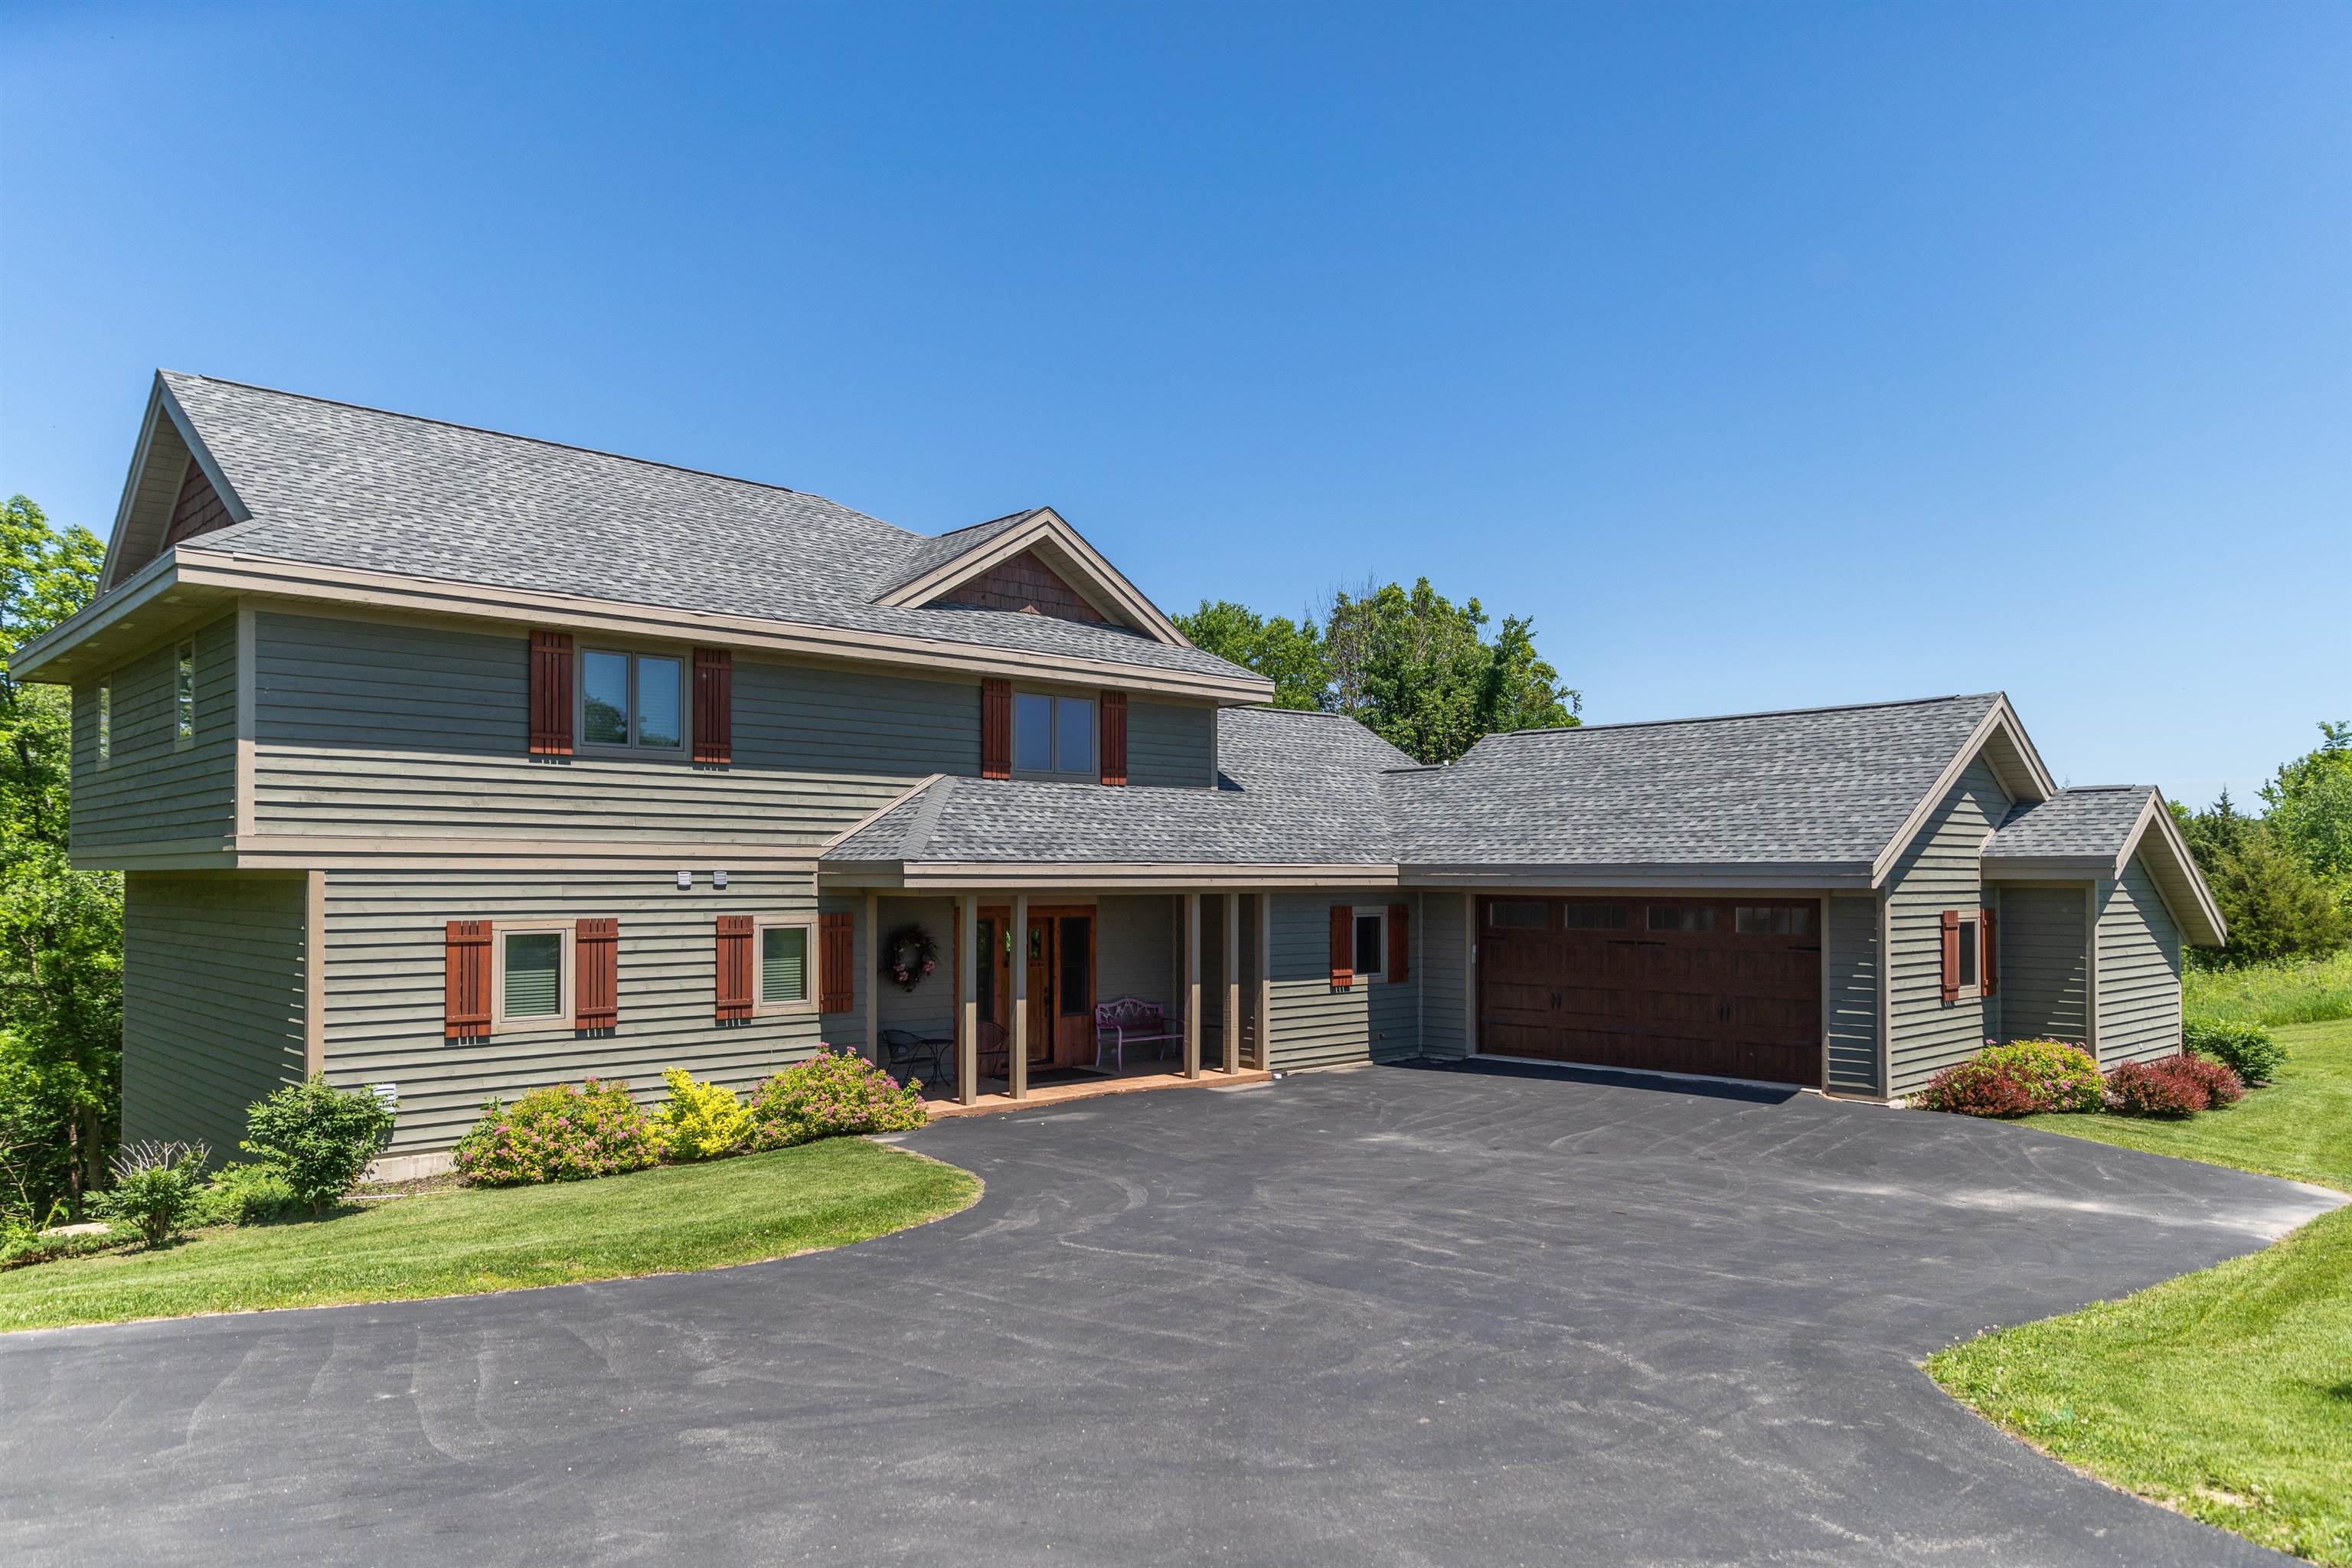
xmin=252 ymin=611 xmax=985 ymax=845
xmin=1824 ymin=893 xmax=1881 ymax=1095
xmin=1266 ymin=890 xmax=1419 ymax=1071
xmin=70 ymin=612 xmax=238 ymax=857
xmin=2096 ymin=854 xmax=2183 ymax=1065
xmin=121 ymin=871 xmax=310 ymax=1161
xmin=1419 ymin=892 xmax=1469 ymax=1060
xmin=1884 ymin=756 xmax=2012 ymax=1098
xmin=1997 ymin=883 xmax=2089 ymax=1045
xmin=1125 ymin=700 xmax=1217 ymax=788
xmin=321 ymin=867 xmax=836 ymax=1153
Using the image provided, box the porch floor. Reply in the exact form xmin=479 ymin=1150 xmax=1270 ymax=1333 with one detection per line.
xmin=922 ymin=1060 xmax=1272 ymax=1119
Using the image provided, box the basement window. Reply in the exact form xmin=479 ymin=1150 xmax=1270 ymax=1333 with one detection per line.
xmin=495 ymin=924 xmax=573 ymax=1029
xmin=756 ymin=918 xmax=814 ymax=1013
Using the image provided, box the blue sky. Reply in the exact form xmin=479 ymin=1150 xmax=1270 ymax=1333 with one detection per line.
xmin=3 ymin=2 xmax=2344 ymax=805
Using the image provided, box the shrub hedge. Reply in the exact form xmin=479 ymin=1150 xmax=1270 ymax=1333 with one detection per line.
xmin=2184 ymin=1021 xmax=2285 ymax=1086
xmin=453 ymin=1078 xmax=667 ymax=1187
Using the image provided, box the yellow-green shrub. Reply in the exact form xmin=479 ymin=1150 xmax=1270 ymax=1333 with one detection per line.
xmin=655 ymin=1067 xmax=751 ymax=1161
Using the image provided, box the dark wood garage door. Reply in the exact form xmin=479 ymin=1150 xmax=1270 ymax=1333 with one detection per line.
xmin=1477 ymin=897 xmax=1823 ymax=1087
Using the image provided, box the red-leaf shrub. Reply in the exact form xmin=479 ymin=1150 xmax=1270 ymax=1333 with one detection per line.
xmin=2103 ymin=1058 xmax=2207 ymax=1117
xmin=1916 ymin=1059 xmax=2040 ymax=1118
xmin=2174 ymin=1054 xmax=2244 ymax=1107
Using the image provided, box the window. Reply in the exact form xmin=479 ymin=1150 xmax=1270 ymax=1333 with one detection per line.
xmin=495 ymin=923 xmax=573 ymax=1029
xmin=1488 ymin=900 xmax=1549 ymax=929
xmin=1057 ymin=914 xmax=1091 ymax=1016
xmin=1956 ymin=916 xmax=1979 ymax=991
xmin=1012 ymin=691 xmax=1095 ymax=778
xmin=1646 ymin=904 xmax=1714 ymax=933
xmin=1559 ymin=903 xmax=1626 ymax=931
xmin=580 ymin=649 xmax=685 ymax=752
xmin=174 ymin=641 xmax=195 ymax=748
xmin=756 ymin=916 xmax=815 ymax=1013
xmin=766 ymin=912 xmax=823 ymax=1011
xmin=1352 ymin=907 xmax=1387 ymax=982
xmin=1735 ymin=905 xmax=1815 ymax=936
xmin=96 ymin=684 xmax=111 ymax=766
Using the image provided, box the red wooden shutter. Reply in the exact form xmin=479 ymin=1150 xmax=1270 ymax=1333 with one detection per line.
xmin=692 ymin=648 xmax=732 ymax=764
xmin=1100 ymin=691 xmax=1128 ymax=786
xmin=819 ymin=911 xmax=855 ymax=1014
xmin=980 ymin=679 xmax=1011 ymax=779
xmin=1387 ymin=903 xmax=1410 ymax=984
xmin=576 ymin=918 xmax=619 ymax=1030
xmin=1981 ymin=907 xmax=1998 ymax=998
xmin=1940 ymin=910 xmax=1961 ymax=1004
xmin=1330 ymin=904 xmax=1354 ymax=989
xmin=715 ymin=915 xmax=755 ymax=1022
xmin=528 ymin=630 xmax=574 ymax=756
xmin=445 ymin=920 xmax=492 ymax=1040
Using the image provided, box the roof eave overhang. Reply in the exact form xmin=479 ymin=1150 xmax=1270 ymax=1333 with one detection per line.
xmin=1400 ymin=862 xmax=1878 ymax=891
xmin=821 ymin=861 xmax=1404 ymax=891
xmin=1867 ymin=695 xmax=2059 ymax=887
xmin=2118 ymin=794 xmax=2228 ymax=946
xmin=143 ymin=549 xmax=1269 ymax=702
xmin=9 ymin=552 xmax=237 ymax=684
xmin=874 ymin=507 xmax=1197 ymax=651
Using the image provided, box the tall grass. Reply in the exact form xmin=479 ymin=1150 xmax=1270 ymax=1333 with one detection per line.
xmin=2185 ymin=949 xmax=2352 ymax=1028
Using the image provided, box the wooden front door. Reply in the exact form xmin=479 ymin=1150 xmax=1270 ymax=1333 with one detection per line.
xmin=981 ymin=905 xmax=1096 ymax=1068
xmin=1477 ymin=896 xmax=1822 ymax=1086
xmin=1024 ymin=916 xmax=1054 ymax=1065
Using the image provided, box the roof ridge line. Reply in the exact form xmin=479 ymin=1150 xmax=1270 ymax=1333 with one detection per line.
xmin=161 ymin=369 xmax=930 ymax=536
xmin=1479 ymin=692 xmax=2000 ymax=740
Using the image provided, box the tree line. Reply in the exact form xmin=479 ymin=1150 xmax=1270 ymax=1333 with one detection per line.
xmin=1177 ymin=577 xmax=1580 ymax=764
xmin=2171 ymin=724 xmax=2352 ymax=965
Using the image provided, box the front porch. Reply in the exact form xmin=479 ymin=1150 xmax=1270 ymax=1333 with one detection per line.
xmin=833 ymin=888 xmax=1277 ymax=1109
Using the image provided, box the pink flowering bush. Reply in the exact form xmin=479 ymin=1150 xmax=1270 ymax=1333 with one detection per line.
xmin=452 ymin=1079 xmax=665 ymax=1186
xmin=745 ymin=1047 xmax=926 ymax=1151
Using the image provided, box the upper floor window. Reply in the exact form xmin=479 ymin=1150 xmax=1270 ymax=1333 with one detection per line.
xmin=1014 ymin=691 xmax=1094 ymax=779
xmin=581 ymin=649 xmax=684 ymax=753
xmin=174 ymin=641 xmax=195 ymax=748
xmin=96 ymin=683 xmax=112 ymax=766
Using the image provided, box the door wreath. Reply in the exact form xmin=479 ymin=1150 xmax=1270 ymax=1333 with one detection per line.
xmin=881 ymin=923 xmax=939 ymax=991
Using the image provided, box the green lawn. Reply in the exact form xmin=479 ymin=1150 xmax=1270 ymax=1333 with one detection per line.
xmin=0 ymin=1136 xmax=978 ymax=1334
xmin=1928 ymin=1018 xmax=2352 ymax=1565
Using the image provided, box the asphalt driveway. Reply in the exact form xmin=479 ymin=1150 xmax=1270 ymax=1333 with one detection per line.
xmin=2 ymin=1060 xmax=2341 ymax=1566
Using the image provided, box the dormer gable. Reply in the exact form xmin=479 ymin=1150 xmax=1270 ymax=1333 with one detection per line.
xmin=873 ymin=505 xmax=1194 ymax=648
xmin=99 ymin=372 xmax=248 ymax=593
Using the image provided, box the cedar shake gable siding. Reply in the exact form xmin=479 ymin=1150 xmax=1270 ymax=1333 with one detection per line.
xmin=162 ymin=458 xmax=237 ymax=549
xmin=938 ymin=549 xmax=1109 ymax=624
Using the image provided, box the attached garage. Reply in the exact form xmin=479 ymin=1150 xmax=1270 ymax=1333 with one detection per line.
xmin=1476 ymin=896 xmax=1824 ymax=1086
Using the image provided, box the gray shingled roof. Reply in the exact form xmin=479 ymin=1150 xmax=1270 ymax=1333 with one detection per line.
xmin=1983 ymin=786 xmax=2155 ymax=862
xmin=159 ymin=374 xmax=1251 ymax=684
xmin=1389 ymin=694 xmax=2002 ymax=868
xmin=869 ymin=509 xmax=1041 ymax=599
xmin=829 ymin=694 xmax=2007 ymax=871
xmin=827 ymin=707 xmax=1413 ymax=865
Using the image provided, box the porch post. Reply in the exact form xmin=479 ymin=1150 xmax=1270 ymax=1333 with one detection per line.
xmin=864 ymin=891 xmax=880 ymax=1066
xmin=958 ymin=892 xmax=979 ymax=1106
xmin=1011 ymin=892 xmax=1029 ymax=1101
xmin=1184 ymin=890 xmax=1203 ymax=1080
xmin=1223 ymin=891 xmax=1241 ymax=1073
xmin=1257 ymin=892 xmax=1273 ymax=1070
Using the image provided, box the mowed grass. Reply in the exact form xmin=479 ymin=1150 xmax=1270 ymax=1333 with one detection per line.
xmin=0 ymin=1136 xmax=978 ymax=1334
xmin=1929 ymin=1018 xmax=2352 ymax=1564
xmin=2187 ymin=949 xmax=2352 ymax=1029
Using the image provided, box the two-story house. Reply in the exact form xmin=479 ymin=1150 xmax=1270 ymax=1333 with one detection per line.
xmin=15 ymin=373 xmax=2223 ymax=1173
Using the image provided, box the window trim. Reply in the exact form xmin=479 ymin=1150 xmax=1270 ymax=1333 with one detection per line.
xmin=753 ymin=915 xmax=818 ymax=1016
xmin=96 ymin=681 xmax=112 ymax=767
xmin=576 ymin=645 xmax=691 ymax=758
xmin=1955 ymin=911 xmax=1983 ymax=998
xmin=1010 ymin=689 xmax=1098 ymax=782
xmin=173 ymin=640 xmax=195 ymax=750
xmin=1351 ymin=905 xmax=1389 ymax=985
xmin=492 ymin=920 xmax=575 ymax=1031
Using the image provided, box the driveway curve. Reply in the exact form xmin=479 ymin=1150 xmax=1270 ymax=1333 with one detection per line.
xmin=2 ymin=1060 xmax=2340 ymax=1566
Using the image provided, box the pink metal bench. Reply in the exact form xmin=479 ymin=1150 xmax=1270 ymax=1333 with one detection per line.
xmin=1093 ymin=996 xmax=1182 ymax=1070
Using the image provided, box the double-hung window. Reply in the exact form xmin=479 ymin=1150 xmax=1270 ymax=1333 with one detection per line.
xmin=495 ymin=923 xmax=573 ymax=1030
xmin=580 ymin=649 xmax=684 ymax=753
xmin=1012 ymin=692 xmax=1095 ymax=779
xmin=1351 ymin=906 xmax=1387 ymax=984
xmin=755 ymin=916 xmax=815 ymax=1014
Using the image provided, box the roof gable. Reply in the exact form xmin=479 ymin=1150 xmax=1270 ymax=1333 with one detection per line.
xmin=98 ymin=374 xmax=247 ymax=593
xmin=1984 ymin=786 xmax=2226 ymax=946
xmin=869 ymin=505 xmax=1191 ymax=647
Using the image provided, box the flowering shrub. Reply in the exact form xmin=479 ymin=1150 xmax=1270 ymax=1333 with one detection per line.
xmin=655 ymin=1067 xmax=752 ymax=1161
xmin=2174 ymin=1053 xmax=2245 ymax=1107
xmin=746 ymin=1047 xmax=927 ymax=1150
xmin=1915 ymin=1058 xmax=2039 ymax=1118
xmin=452 ymin=1079 xmax=664 ymax=1186
xmin=2102 ymin=1058 xmax=2209 ymax=1117
xmin=2184 ymin=1021 xmax=2285 ymax=1086
xmin=1975 ymin=1040 xmax=2104 ymax=1113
